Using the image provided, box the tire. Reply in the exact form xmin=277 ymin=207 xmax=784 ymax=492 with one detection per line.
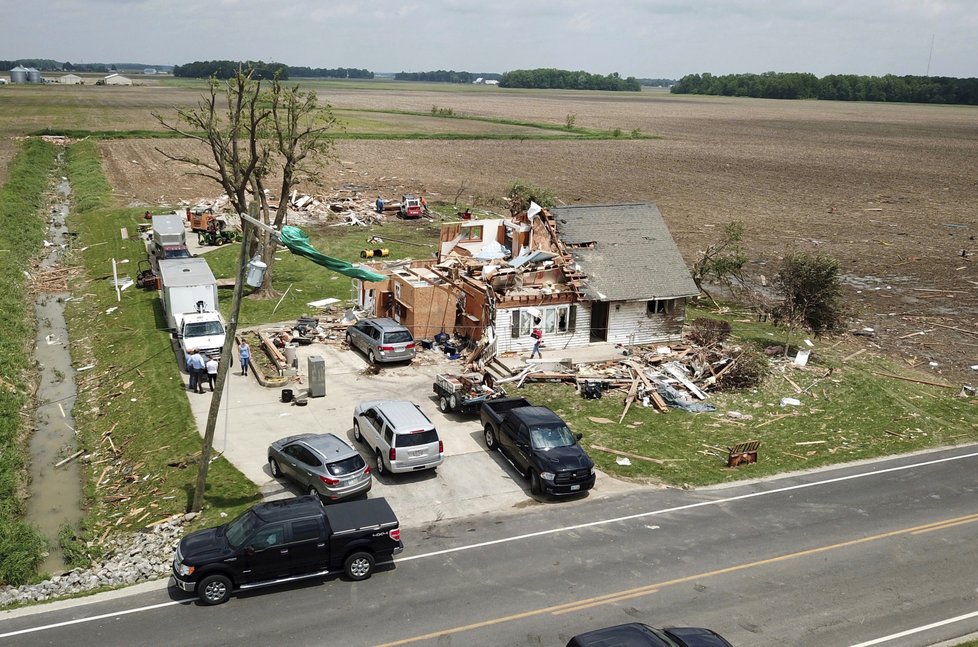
xmin=269 ymin=458 xmax=281 ymax=478
xmin=375 ymin=450 xmax=387 ymax=476
xmin=530 ymin=470 xmax=542 ymax=496
xmin=438 ymin=396 xmax=449 ymax=413
xmin=367 ymin=350 xmax=377 ymax=364
xmin=484 ymin=425 xmax=498 ymax=451
xmin=344 ymin=551 xmax=375 ymax=581
xmin=345 ymin=332 xmax=352 ymax=346
xmin=353 ymin=419 xmax=363 ymax=443
xmin=448 ymin=393 xmax=458 ymax=410
xmin=198 ymin=573 xmax=232 ymax=605
xmin=308 ymin=486 xmax=322 ymax=501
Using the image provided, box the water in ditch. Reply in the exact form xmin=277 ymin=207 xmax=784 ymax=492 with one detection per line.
xmin=27 ymin=169 xmax=84 ymax=575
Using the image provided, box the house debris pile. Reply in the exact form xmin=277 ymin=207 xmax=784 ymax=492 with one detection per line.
xmin=161 ymin=187 xmax=439 ymax=230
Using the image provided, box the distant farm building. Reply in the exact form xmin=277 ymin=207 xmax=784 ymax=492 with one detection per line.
xmin=102 ymin=73 xmax=132 ymax=86
xmin=143 ymin=68 xmax=157 ymax=75
xmin=58 ymin=74 xmax=83 ymax=84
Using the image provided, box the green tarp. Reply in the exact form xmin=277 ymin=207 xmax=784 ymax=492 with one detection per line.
xmin=278 ymin=226 xmax=385 ymax=282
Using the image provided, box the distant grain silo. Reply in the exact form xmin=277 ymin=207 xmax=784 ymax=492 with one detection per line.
xmin=26 ymin=67 xmax=42 ymax=83
xmin=10 ymin=65 xmax=29 ymax=83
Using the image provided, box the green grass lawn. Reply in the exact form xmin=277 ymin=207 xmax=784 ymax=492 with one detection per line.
xmin=62 ymin=140 xmax=260 ymax=552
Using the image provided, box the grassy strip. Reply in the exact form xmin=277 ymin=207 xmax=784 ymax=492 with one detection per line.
xmin=341 ymin=107 xmax=652 ymax=138
xmin=0 ymin=139 xmax=58 ymax=585
xmin=30 ymin=128 xmax=647 ymax=142
xmin=524 ymin=304 xmax=978 ymax=487
xmin=61 ymin=141 xmax=259 ymax=562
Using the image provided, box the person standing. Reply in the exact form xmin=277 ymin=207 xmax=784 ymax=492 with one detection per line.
xmin=530 ymin=318 xmax=543 ymax=359
xmin=187 ymin=349 xmax=207 ymax=393
xmin=205 ymin=356 xmax=219 ymax=392
xmin=375 ymin=196 xmax=385 ymax=214
xmin=239 ymin=341 xmax=251 ymax=376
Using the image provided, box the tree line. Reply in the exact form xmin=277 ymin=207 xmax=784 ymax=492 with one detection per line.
xmin=672 ymin=72 xmax=978 ymax=105
xmin=173 ymin=61 xmax=289 ymax=80
xmin=499 ymin=69 xmax=641 ymax=91
xmin=394 ymin=70 xmax=502 ymax=83
xmin=287 ymin=66 xmax=373 ymax=79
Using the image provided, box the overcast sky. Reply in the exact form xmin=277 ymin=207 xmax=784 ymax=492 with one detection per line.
xmin=1 ymin=0 xmax=975 ymax=78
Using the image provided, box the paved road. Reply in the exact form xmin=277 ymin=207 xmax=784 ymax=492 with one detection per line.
xmin=3 ymin=445 xmax=978 ymax=647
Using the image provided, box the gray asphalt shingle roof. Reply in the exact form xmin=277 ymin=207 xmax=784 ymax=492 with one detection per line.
xmin=551 ymin=203 xmax=699 ymax=302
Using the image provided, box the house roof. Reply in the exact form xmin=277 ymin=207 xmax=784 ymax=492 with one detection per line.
xmin=551 ymin=203 xmax=699 ymax=302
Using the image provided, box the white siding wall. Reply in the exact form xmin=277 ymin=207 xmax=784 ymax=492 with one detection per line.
xmin=606 ymin=301 xmax=683 ymax=345
xmin=495 ymin=306 xmax=591 ymax=354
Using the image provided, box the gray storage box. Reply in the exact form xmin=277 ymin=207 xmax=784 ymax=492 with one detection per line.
xmin=307 ymin=355 xmax=326 ymax=397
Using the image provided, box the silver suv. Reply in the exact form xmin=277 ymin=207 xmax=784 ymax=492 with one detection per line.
xmin=345 ymin=318 xmax=416 ymax=364
xmin=353 ymin=400 xmax=443 ymax=475
xmin=267 ymin=433 xmax=371 ymax=502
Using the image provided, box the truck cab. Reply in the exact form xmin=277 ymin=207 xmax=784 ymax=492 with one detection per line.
xmin=172 ymin=496 xmax=403 ymax=605
xmin=481 ymin=399 xmax=595 ymax=496
xmin=178 ymin=311 xmax=226 ymax=360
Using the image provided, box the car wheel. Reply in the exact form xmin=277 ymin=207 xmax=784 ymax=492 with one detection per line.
xmin=268 ymin=458 xmax=281 ymax=478
xmin=438 ymin=396 xmax=449 ymax=413
xmin=375 ymin=450 xmax=386 ymax=476
xmin=346 ymin=332 xmax=354 ymax=347
xmin=484 ymin=425 xmax=498 ymax=451
xmin=198 ymin=573 xmax=232 ymax=605
xmin=353 ymin=419 xmax=363 ymax=443
xmin=367 ymin=350 xmax=377 ymax=364
xmin=448 ymin=393 xmax=458 ymax=410
xmin=344 ymin=551 xmax=375 ymax=581
xmin=308 ymin=486 xmax=322 ymax=501
xmin=530 ymin=470 xmax=542 ymax=495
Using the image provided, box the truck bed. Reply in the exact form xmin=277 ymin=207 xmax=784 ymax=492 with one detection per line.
xmin=480 ymin=397 xmax=533 ymax=425
xmin=324 ymin=497 xmax=398 ymax=535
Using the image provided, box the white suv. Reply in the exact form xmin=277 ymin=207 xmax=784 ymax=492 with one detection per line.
xmin=353 ymin=400 xmax=443 ymax=475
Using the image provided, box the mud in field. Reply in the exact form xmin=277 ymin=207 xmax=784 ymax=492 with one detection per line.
xmin=98 ymin=92 xmax=978 ymax=382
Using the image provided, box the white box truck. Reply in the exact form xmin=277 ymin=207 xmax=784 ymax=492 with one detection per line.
xmin=147 ymin=214 xmax=191 ymax=270
xmin=158 ymin=258 xmax=226 ymax=361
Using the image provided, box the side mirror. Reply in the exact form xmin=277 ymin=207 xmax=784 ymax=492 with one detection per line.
xmin=244 ymin=546 xmax=255 ymax=556
xmin=575 ymin=433 xmax=583 ymax=441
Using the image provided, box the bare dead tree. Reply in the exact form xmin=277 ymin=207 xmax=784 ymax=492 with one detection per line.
xmin=153 ymin=68 xmax=337 ymax=299
xmin=153 ymin=68 xmax=271 ymax=217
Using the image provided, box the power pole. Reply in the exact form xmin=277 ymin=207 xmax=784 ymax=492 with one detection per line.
xmin=191 ymin=202 xmax=257 ymax=513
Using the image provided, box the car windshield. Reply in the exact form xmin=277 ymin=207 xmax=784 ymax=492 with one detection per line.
xmin=326 ymin=454 xmax=366 ymax=476
xmin=164 ymin=247 xmax=191 ymax=258
xmin=225 ymin=510 xmax=261 ymax=549
xmin=529 ymin=425 xmax=576 ymax=450
xmin=384 ymin=330 xmax=413 ymax=344
xmin=185 ymin=321 xmax=225 ymax=337
xmin=395 ymin=429 xmax=439 ymax=447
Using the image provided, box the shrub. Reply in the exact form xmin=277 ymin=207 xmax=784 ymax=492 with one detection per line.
xmin=507 ymin=180 xmax=557 ymax=214
xmin=687 ymin=317 xmax=733 ymax=347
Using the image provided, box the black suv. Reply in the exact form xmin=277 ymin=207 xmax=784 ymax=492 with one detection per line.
xmin=172 ymin=496 xmax=402 ymax=605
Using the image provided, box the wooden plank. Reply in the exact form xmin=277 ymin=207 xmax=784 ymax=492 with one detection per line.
xmin=590 ymin=444 xmax=685 ymax=465
xmin=843 ymin=348 xmax=867 ymax=362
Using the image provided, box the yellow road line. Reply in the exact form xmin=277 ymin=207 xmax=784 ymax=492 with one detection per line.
xmin=377 ymin=511 xmax=978 ymax=647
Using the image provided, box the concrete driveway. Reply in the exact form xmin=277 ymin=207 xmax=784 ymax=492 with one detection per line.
xmin=184 ymin=336 xmax=640 ymax=529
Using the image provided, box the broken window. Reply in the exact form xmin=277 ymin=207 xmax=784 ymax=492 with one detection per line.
xmin=460 ymin=225 xmax=483 ymax=242
xmin=513 ymin=305 xmax=574 ymax=338
xmin=647 ymin=299 xmax=674 ymax=316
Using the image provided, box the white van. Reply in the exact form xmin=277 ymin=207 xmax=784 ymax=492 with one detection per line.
xmin=353 ymin=400 xmax=443 ymax=475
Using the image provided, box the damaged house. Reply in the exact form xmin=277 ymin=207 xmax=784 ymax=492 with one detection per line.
xmin=352 ymin=203 xmax=699 ymax=360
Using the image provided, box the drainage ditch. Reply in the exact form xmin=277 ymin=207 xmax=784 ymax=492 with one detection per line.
xmin=28 ymin=163 xmax=84 ymax=574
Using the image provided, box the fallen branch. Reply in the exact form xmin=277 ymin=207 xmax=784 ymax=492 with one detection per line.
xmin=872 ymin=371 xmax=956 ymax=389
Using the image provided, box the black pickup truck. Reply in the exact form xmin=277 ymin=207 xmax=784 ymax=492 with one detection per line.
xmin=172 ymin=496 xmax=403 ymax=605
xmin=481 ymin=398 xmax=596 ymax=496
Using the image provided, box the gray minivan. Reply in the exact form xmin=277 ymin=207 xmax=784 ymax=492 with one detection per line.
xmin=353 ymin=400 xmax=443 ymax=475
xmin=345 ymin=318 xmax=416 ymax=364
